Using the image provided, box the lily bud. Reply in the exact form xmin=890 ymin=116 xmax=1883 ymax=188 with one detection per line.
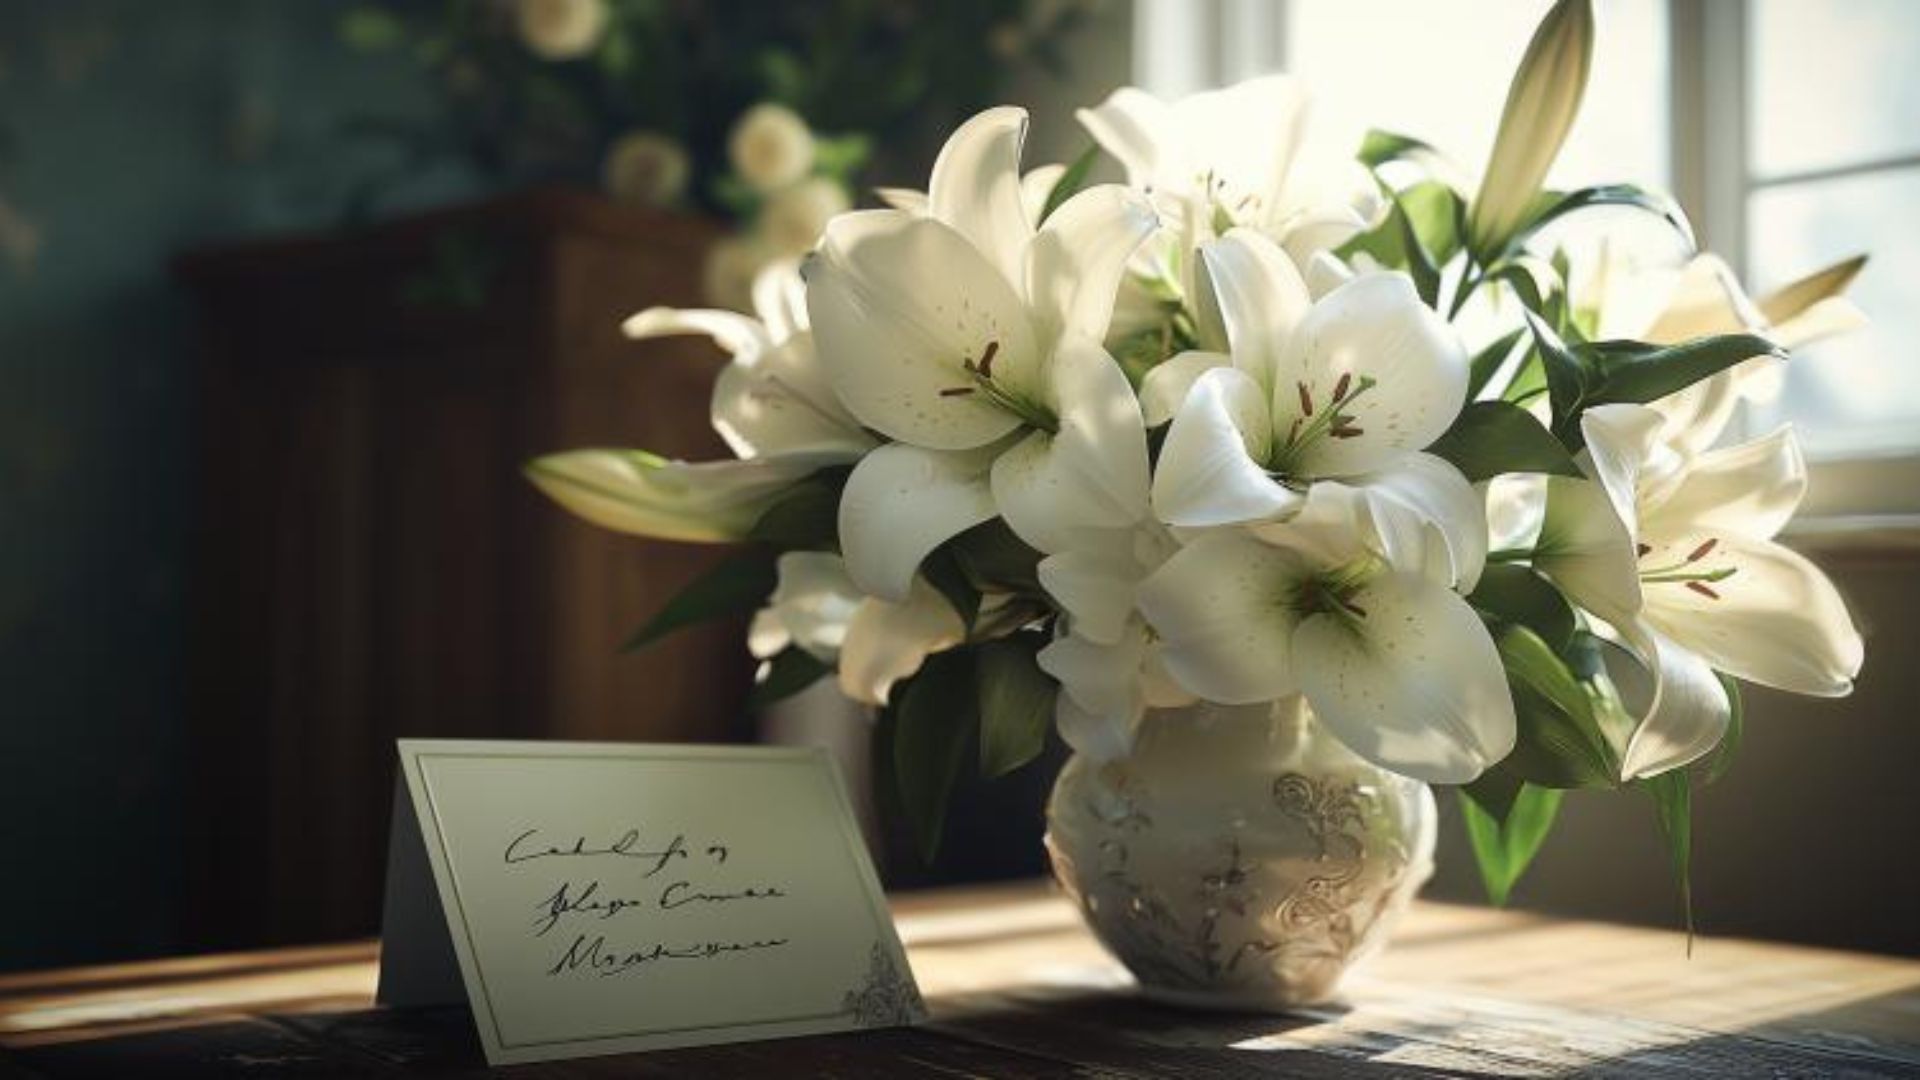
xmin=524 ymin=450 xmax=818 ymax=543
xmin=1468 ymin=0 xmax=1595 ymax=258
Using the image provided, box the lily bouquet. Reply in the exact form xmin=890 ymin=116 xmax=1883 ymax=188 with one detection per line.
xmin=528 ymin=0 xmax=1865 ymax=911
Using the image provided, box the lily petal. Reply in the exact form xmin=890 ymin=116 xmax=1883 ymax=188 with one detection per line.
xmin=1054 ymin=692 xmax=1139 ymax=764
xmin=1152 ymin=367 xmax=1299 ymax=527
xmin=710 ymin=336 xmax=873 ymax=460
xmin=990 ymin=337 xmax=1151 ymax=552
xmin=1579 ymin=403 xmax=1680 ymax=536
xmin=1198 ymin=228 xmax=1313 ymax=385
xmin=1357 ymin=452 xmax=1489 ymax=591
xmin=928 ymin=106 xmax=1032 ymax=289
xmin=1136 ymin=530 xmax=1304 ymax=704
xmin=1273 ymin=272 xmax=1468 ymax=477
xmin=807 ymin=210 xmax=1039 ymax=449
xmin=1074 ymin=87 xmax=1168 ymax=189
xmin=622 ymin=305 xmax=771 ymax=357
xmin=1038 ymin=630 xmax=1147 ymax=720
xmin=1650 ymin=425 xmax=1806 ymax=540
xmin=1025 ymin=184 xmax=1158 ymax=345
xmin=838 ymin=578 xmax=966 ymax=705
xmin=839 ymin=443 xmax=998 ymax=601
xmin=1292 ymin=572 xmax=1517 ymax=784
xmin=1616 ymin=622 xmax=1732 ymax=780
xmin=525 ymin=450 xmax=818 ymax=543
xmin=1536 ymin=476 xmax=1644 ymax=629
xmin=1139 ymin=349 xmax=1231 ymax=427
xmin=1641 ymin=530 xmax=1862 ymax=697
xmin=1038 ymin=543 xmax=1145 ymax=646
xmin=765 ymin=552 xmax=863 ymax=661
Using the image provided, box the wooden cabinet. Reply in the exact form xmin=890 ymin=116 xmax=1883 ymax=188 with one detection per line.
xmin=174 ymin=190 xmax=756 ymax=952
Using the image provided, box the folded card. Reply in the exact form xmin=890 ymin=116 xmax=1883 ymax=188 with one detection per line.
xmin=376 ymin=740 xmax=924 ymax=1066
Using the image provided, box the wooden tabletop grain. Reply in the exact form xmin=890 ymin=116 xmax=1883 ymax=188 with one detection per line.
xmin=3 ymin=881 xmax=1917 ymax=1077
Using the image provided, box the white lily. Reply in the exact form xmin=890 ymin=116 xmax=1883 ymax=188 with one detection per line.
xmin=1136 ymin=526 xmax=1516 ymax=784
xmin=623 ymin=258 xmax=875 ymax=462
xmin=1598 ymin=253 xmax=1868 ymax=455
xmin=1078 ymin=75 xmax=1379 ymax=348
xmin=746 ymin=551 xmax=964 ymax=706
xmin=1078 ymin=75 xmax=1377 ymax=270
xmin=1033 ymin=520 xmax=1192 ymax=761
xmin=1143 ymin=229 xmax=1486 ymax=589
xmin=806 ymin=106 xmax=1158 ymax=600
xmin=875 ymin=161 xmax=1068 ymax=228
xmin=1548 ymin=404 xmax=1863 ymax=778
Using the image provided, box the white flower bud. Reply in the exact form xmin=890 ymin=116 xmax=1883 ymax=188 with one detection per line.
xmin=1468 ymin=0 xmax=1594 ymax=257
xmin=601 ymin=130 xmax=690 ymax=207
xmin=728 ymin=103 xmax=815 ymax=194
xmin=514 ymin=0 xmax=608 ymax=60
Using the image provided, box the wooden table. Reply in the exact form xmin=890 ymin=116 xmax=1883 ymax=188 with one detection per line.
xmin=4 ymin=882 xmax=1918 ymax=1077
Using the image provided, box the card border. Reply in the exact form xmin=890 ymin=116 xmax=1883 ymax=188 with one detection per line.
xmin=393 ymin=739 xmax=920 ymax=1066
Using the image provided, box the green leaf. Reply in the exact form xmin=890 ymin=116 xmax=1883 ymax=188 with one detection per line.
xmin=745 ymin=475 xmax=844 ymax=548
xmin=976 ymin=634 xmax=1057 ymax=778
xmin=1641 ymin=769 xmax=1694 ymax=940
xmin=1039 ymin=143 xmax=1100 ymax=226
xmin=949 ymin=519 xmax=1043 ymax=594
xmin=1487 ymin=254 xmax=1570 ymax=328
xmin=1506 ymin=184 xmax=1695 ymax=260
xmin=1336 ymin=182 xmax=1460 ymax=288
xmin=1497 ymin=625 xmax=1618 ymax=788
xmin=1392 ymin=197 xmax=1442 ymax=306
xmin=1467 ymin=328 xmax=1525 ymax=400
xmin=1358 ymin=128 xmax=1443 ymax=169
xmin=921 ymin=549 xmax=982 ymax=631
xmin=893 ymin=649 xmax=978 ymax=862
xmin=750 ymin=647 xmax=831 ymax=708
xmin=1585 ymin=334 xmax=1788 ymax=409
xmin=621 ymin=549 xmax=775 ymax=652
xmin=1521 ymin=308 xmax=1590 ymax=430
xmin=339 ymin=7 xmax=405 ymax=50
xmin=1702 ymin=673 xmax=1744 ymax=785
xmin=1458 ymin=778 xmax=1563 ymax=906
xmin=812 ymin=134 xmax=872 ymax=180
xmin=1427 ymin=400 xmax=1582 ymax=483
xmin=1472 ymin=564 xmax=1576 ymax=652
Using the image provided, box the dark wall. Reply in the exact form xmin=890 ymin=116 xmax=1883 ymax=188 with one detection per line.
xmin=0 ymin=0 xmax=482 ymax=972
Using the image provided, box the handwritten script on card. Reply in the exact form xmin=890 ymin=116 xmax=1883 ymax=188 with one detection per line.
xmin=379 ymin=741 xmax=923 ymax=1066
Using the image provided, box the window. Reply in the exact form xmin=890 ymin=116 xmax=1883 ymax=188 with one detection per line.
xmin=1133 ymin=0 xmax=1920 ymax=518
xmin=1738 ymin=0 xmax=1920 ymax=461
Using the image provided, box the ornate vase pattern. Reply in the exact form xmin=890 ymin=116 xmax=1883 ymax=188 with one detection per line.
xmin=1045 ymin=696 xmax=1437 ymax=1010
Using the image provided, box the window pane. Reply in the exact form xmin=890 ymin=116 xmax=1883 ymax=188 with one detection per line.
xmin=1750 ymin=0 xmax=1920 ymax=180
xmin=1286 ymin=0 xmax=1668 ymax=190
xmin=1747 ymin=168 xmax=1920 ymax=456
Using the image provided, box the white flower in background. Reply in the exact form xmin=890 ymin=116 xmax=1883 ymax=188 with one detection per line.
xmin=1034 ymin=520 xmax=1192 ymax=761
xmin=1597 ymin=252 xmax=1868 ymax=455
xmin=747 ymin=552 xmax=964 ymax=706
xmin=729 ymin=103 xmax=816 ymax=195
xmin=1545 ymin=404 xmax=1863 ymax=778
xmin=514 ymin=0 xmax=608 ymax=60
xmin=601 ymin=130 xmax=690 ymax=207
xmin=625 ymin=259 xmax=875 ymax=462
xmin=702 ymin=234 xmax=771 ymax=311
xmin=1078 ymin=75 xmax=1379 ymax=344
xmin=1136 ymin=524 xmax=1516 ymax=784
xmin=1078 ymin=75 xmax=1376 ymax=268
xmin=1143 ymin=228 xmax=1486 ymax=589
xmin=806 ymin=106 xmax=1159 ymax=600
xmin=762 ymin=176 xmax=851 ymax=256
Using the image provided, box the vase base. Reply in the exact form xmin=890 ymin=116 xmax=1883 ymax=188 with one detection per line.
xmin=1134 ymin=981 xmax=1336 ymax=1016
